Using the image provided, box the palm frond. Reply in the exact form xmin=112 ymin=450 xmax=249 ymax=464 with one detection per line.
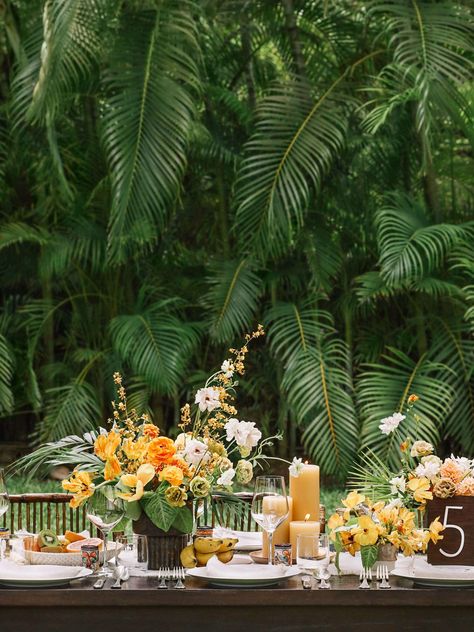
xmin=110 ymin=302 xmax=200 ymax=394
xmin=376 ymin=193 xmax=473 ymax=284
xmin=0 ymin=334 xmax=15 ymax=414
xmin=358 ymin=348 xmax=454 ymax=468
xmin=101 ymin=4 xmax=200 ymax=262
xmin=203 ymin=259 xmax=263 ymax=343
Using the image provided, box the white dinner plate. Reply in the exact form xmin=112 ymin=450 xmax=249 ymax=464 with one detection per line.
xmin=0 ymin=564 xmax=93 ymax=588
xmin=392 ymin=565 xmax=474 ymax=587
xmin=186 ymin=565 xmax=300 ymax=587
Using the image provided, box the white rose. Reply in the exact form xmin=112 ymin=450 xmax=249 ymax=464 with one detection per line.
xmin=183 ymin=439 xmax=211 ymax=466
xmin=194 ymin=387 xmax=221 ymax=412
xmin=410 ymin=441 xmax=434 ymax=458
xmin=217 ymin=468 xmax=235 ymax=487
xmin=174 ymin=432 xmax=190 ymax=450
xmin=415 ymin=462 xmax=440 ymax=481
xmin=379 ymin=412 xmax=405 ymax=435
xmin=289 ymin=457 xmax=304 ymax=478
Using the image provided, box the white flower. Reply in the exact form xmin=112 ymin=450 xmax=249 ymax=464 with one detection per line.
xmin=289 ymin=457 xmax=304 ymax=478
xmin=217 ymin=468 xmax=235 ymax=486
xmin=183 ymin=439 xmax=211 ymax=466
xmin=410 ymin=440 xmax=434 ymax=458
xmin=450 ymin=455 xmax=473 ymax=474
xmin=224 ymin=418 xmax=262 ymax=451
xmin=389 ymin=475 xmax=406 ymax=495
xmin=194 ymin=387 xmax=221 ymax=412
xmin=415 ymin=461 xmax=440 ymax=481
xmin=174 ymin=432 xmax=190 ymax=450
xmin=421 ymin=455 xmax=442 ymax=468
xmin=386 ymin=498 xmax=403 ymax=510
xmin=221 ymin=360 xmax=234 ymax=379
xmin=379 ymin=412 xmax=405 ymax=435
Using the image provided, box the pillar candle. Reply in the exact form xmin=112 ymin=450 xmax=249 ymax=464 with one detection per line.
xmin=262 ymin=497 xmax=293 ymax=558
xmin=289 ymin=463 xmax=320 ymax=521
xmin=289 ymin=518 xmax=319 ymax=559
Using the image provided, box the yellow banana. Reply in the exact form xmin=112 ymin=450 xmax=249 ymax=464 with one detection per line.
xmin=194 ymin=537 xmax=223 ymax=554
xmin=180 ymin=544 xmax=197 ymax=568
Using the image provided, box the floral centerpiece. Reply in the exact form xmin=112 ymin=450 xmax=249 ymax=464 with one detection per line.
xmin=327 ymin=394 xmax=468 ymax=569
xmin=16 ymin=326 xmax=277 ymax=540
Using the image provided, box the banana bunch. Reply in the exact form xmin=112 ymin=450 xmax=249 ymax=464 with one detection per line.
xmin=180 ymin=537 xmax=239 ymax=568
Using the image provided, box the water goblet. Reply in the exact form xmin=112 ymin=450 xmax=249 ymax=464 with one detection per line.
xmin=86 ymin=492 xmax=125 ymax=577
xmin=0 ymin=469 xmax=10 ymax=561
xmin=251 ymin=476 xmax=289 ymax=565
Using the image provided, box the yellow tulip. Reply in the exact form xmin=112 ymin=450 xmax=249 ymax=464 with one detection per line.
xmin=104 ymin=455 xmax=122 ymax=481
xmin=94 ymin=431 xmax=121 ymax=461
xmin=407 ymin=477 xmax=433 ymax=503
xmin=122 ymin=437 xmax=148 ymax=461
xmin=351 ymin=515 xmax=379 ymax=546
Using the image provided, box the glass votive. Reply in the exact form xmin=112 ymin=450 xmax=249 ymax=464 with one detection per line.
xmin=274 ymin=543 xmax=292 ymax=566
xmin=115 ymin=534 xmax=148 ymax=570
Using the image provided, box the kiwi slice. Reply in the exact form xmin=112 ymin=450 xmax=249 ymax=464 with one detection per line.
xmin=38 ymin=528 xmax=59 ymax=548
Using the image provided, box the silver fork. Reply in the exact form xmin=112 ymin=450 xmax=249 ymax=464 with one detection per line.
xmin=380 ymin=565 xmax=391 ymax=589
xmin=174 ymin=567 xmax=186 ymax=589
xmin=359 ymin=568 xmax=370 ymax=589
xmin=158 ymin=567 xmax=169 ymax=589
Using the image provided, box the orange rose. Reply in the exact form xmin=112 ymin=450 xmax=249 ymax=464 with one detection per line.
xmin=148 ymin=437 xmax=176 ymax=466
xmin=143 ymin=423 xmax=160 ymax=439
xmin=159 ymin=465 xmax=184 ymax=487
xmin=171 ymin=455 xmax=191 ymax=477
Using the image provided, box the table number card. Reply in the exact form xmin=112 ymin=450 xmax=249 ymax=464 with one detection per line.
xmin=427 ymin=496 xmax=474 ymax=566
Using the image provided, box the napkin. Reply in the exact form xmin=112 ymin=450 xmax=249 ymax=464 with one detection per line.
xmin=206 ymin=555 xmax=282 ymax=579
xmin=407 ymin=557 xmax=474 ymax=578
xmin=213 ymin=527 xmax=262 ymax=548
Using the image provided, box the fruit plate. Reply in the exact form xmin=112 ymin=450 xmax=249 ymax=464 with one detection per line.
xmin=392 ymin=565 xmax=474 ymax=588
xmin=0 ymin=564 xmax=93 ymax=588
xmin=186 ymin=565 xmax=300 ymax=588
xmin=25 ymin=542 xmax=119 ymax=566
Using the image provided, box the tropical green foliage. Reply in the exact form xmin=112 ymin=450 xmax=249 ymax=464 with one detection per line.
xmin=1 ymin=0 xmax=473 ymax=480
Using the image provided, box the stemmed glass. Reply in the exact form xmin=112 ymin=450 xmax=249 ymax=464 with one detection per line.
xmin=0 ymin=469 xmax=10 ymax=561
xmin=251 ymin=476 xmax=289 ymax=566
xmin=86 ymin=491 xmax=125 ymax=577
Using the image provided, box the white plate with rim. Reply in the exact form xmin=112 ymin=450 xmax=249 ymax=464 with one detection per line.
xmin=0 ymin=564 xmax=93 ymax=587
xmin=392 ymin=565 xmax=474 ymax=587
xmin=186 ymin=564 xmax=300 ymax=588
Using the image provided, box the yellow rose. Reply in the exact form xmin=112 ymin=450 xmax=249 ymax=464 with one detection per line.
xmin=159 ymin=465 xmax=184 ymax=487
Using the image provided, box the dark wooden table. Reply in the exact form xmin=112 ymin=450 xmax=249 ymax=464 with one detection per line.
xmin=1 ymin=574 xmax=473 ymax=632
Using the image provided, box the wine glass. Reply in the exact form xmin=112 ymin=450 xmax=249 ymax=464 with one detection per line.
xmin=0 ymin=468 xmax=10 ymax=561
xmin=251 ymin=476 xmax=289 ymax=566
xmin=86 ymin=491 xmax=125 ymax=577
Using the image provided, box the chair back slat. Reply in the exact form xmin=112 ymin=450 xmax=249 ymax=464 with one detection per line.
xmin=2 ymin=494 xmax=90 ymax=535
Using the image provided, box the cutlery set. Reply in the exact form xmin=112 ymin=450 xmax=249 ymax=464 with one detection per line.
xmin=359 ymin=566 xmax=391 ymax=589
xmin=157 ymin=567 xmax=186 ymax=589
xmin=93 ymin=565 xmax=129 ymax=590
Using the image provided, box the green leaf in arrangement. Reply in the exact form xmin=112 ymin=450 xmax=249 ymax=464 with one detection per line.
xmin=101 ymin=4 xmax=200 ymax=262
xmin=203 ymin=259 xmax=263 ymax=343
xmin=360 ymin=544 xmax=378 ymax=571
xmin=172 ymin=506 xmax=194 ymax=534
xmin=141 ymin=491 xmax=177 ymax=532
xmin=124 ymin=501 xmax=142 ymax=522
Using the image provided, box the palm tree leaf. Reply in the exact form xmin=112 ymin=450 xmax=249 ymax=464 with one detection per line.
xmin=376 ymin=193 xmax=473 ymax=284
xmin=0 ymin=334 xmax=15 ymax=414
xmin=203 ymin=259 xmax=263 ymax=343
xmin=358 ymin=348 xmax=454 ymax=468
xmin=110 ymin=302 xmax=200 ymax=394
xmin=101 ymin=4 xmax=200 ymax=262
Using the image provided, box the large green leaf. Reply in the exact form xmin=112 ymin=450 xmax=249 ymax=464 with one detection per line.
xmin=101 ymin=4 xmax=200 ymax=262
xmin=141 ymin=491 xmax=177 ymax=532
xmin=203 ymin=259 xmax=263 ymax=343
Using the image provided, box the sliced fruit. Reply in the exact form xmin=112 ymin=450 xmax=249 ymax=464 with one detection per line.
xmin=180 ymin=544 xmax=197 ymax=569
xmin=195 ymin=551 xmax=217 ymax=566
xmin=66 ymin=537 xmax=103 ymax=552
xmin=41 ymin=546 xmax=63 ymax=553
xmin=64 ymin=530 xmax=86 ymax=543
xmin=38 ymin=529 xmax=59 ymax=548
xmin=193 ymin=537 xmax=222 ymax=554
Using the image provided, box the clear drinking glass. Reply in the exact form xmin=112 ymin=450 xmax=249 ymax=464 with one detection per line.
xmin=115 ymin=534 xmax=148 ymax=571
xmin=0 ymin=468 xmax=10 ymax=561
xmin=251 ymin=476 xmax=289 ymax=566
xmin=86 ymin=492 xmax=125 ymax=577
xmin=296 ymin=534 xmax=331 ymax=588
